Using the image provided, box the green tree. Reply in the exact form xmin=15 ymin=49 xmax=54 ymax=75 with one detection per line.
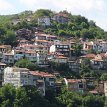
xmin=0 ymin=84 xmax=16 ymax=107
xmin=4 ymin=30 xmax=17 ymax=46
xmin=15 ymin=58 xmax=38 ymax=71
xmin=100 ymin=73 xmax=107 ymax=81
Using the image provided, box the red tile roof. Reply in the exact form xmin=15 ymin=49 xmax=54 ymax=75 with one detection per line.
xmin=30 ymin=71 xmax=55 ymax=77
xmin=81 ymin=54 xmax=96 ymax=59
xmin=67 ymin=79 xmax=86 ymax=83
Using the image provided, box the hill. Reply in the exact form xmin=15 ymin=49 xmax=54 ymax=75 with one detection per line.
xmin=0 ymin=9 xmax=107 ymax=45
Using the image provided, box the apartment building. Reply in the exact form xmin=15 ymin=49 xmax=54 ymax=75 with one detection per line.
xmin=3 ymin=67 xmax=33 ymax=87
xmin=64 ymin=78 xmax=86 ymax=93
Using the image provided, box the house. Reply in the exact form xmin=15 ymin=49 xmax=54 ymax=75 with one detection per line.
xmin=30 ymin=71 xmax=56 ymax=87
xmin=90 ymin=54 xmax=104 ymax=70
xmin=19 ymin=44 xmax=49 ymax=53
xmin=30 ymin=71 xmax=56 ymax=95
xmin=35 ymin=32 xmax=58 ymax=42
xmin=3 ymin=67 xmax=51 ymax=96
xmin=104 ymin=81 xmax=107 ymax=96
xmin=93 ymin=40 xmax=107 ymax=52
xmin=25 ymin=51 xmax=37 ymax=62
xmin=0 ymin=62 xmax=6 ymax=73
xmin=83 ymin=41 xmax=93 ymax=51
xmin=53 ymin=11 xmax=70 ymax=24
xmin=3 ymin=67 xmax=33 ymax=87
xmin=81 ymin=41 xmax=93 ymax=55
xmin=1 ymin=53 xmax=14 ymax=66
xmin=64 ymin=78 xmax=86 ymax=93
xmin=18 ymin=39 xmax=30 ymax=46
xmin=51 ymin=55 xmax=68 ymax=63
xmin=38 ymin=16 xmax=51 ymax=26
xmin=50 ymin=44 xmax=70 ymax=57
xmin=0 ymin=45 xmax=11 ymax=53
xmin=34 ymin=40 xmax=51 ymax=46
xmin=80 ymin=54 xmax=96 ymax=60
xmin=68 ymin=60 xmax=80 ymax=72
xmin=0 ymin=62 xmax=6 ymax=86
xmin=13 ymin=50 xmax=25 ymax=61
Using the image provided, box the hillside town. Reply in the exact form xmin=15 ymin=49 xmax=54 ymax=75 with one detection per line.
xmin=1 ymin=25 xmax=107 ymax=97
xmin=0 ymin=9 xmax=107 ymax=107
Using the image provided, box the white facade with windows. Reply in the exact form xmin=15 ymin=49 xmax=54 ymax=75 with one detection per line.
xmin=3 ymin=67 xmax=33 ymax=87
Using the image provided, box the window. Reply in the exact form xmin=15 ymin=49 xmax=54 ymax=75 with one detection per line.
xmin=79 ymin=84 xmax=83 ymax=89
xmin=49 ymin=78 xmax=54 ymax=81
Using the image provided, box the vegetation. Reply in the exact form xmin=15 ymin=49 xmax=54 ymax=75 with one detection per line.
xmin=0 ymin=84 xmax=105 ymax=107
xmin=0 ymin=9 xmax=107 ymax=46
xmin=0 ymin=9 xmax=107 ymax=107
xmin=15 ymin=58 xmax=39 ymax=71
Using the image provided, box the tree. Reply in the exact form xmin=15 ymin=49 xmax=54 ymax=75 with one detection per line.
xmin=15 ymin=58 xmax=38 ymax=71
xmin=4 ymin=30 xmax=17 ymax=46
xmin=81 ymin=22 xmax=88 ymax=29
xmin=100 ymin=73 xmax=107 ymax=81
xmin=35 ymin=9 xmax=53 ymax=17
xmin=14 ymin=87 xmax=28 ymax=107
xmin=0 ymin=84 xmax=16 ymax=107
xmin=72 ymin=43 xmax=82 ymax=57
xmin=83 ymin=95 xmax=104 ymax=107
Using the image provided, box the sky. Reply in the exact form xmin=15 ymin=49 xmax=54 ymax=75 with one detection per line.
xmin=0 ymin=0 xmax=107 ymax=31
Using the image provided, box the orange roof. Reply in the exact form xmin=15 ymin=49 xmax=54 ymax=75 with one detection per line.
xmin=89 ymin=90 xmax=98 ymax=94
xmin=55 ymin=13 xmax=69 ymax=18
xmin=35 ymin=40 xmax=50 ymax=43
xmin=3 ymin=53 xmax=14 ymax=56
xmin=0 ymin=45 xmax=11 ymax=49
xmin=56 ymin=55 xmax=68 ymax=59
xmin=36 ymin=33 xmax=57 ymax=38
xmin=91 ymin=59 xmax=104 ymax=62
xmin=84 ymin=42 xmax=93 ymax=46
xmin=81 ymin=54 xmax=95 ymax=59
xmin=20 ymin=44 xmax=48 ymax=48
xmin=25 ymin=51 xmax=36 ymax=54
xmin=0 ymin=62 xmax=6 ymax=66
xmin=30 ymin=71 xmax=55 ymax=77
xmin=67 ymin=79 xmax=86 ymax=83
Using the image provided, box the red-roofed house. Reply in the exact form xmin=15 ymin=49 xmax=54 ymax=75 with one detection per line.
xmin=64 ymin=78 xmax=86 ymax=93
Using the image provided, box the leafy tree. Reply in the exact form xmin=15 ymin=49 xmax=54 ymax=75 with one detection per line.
xmin=15 ymin=58 xmax=38 ymax=71
xmin=4 ymin=30 xmax=17 ymax=46
xmin=0 ymin=84 xmax=16 ymax=107
xmin=100 ymin=73 xmax=107 ymax=81
xmin=35 ymin=9 xmax=53 ymax=17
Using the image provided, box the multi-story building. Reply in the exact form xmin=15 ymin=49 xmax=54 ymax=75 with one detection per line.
xmin=53 ymin=11 xmax=70 ymax=24
xmin=0 ymin=62 xmax=6 ymax=86
xmin=3 ymin=67 xmax=33 ymax=87
xmin=30 ymin=71 xmax=56 ymax=87
xmin=104 ymin=81 xmax=107 ymax=96
xmin=64 ymin=78 xmax=86 ymax=93
xmin=35 ymin=32 xmax=57 ymax=41
xmin=93 ymin=40 xmax=107 ymax=52
xmin=38 ymin=16 xmax=51 ymax=26
xmin=50 ymin=44 xmax=70 ymax=57
xmin=90 ymin=54 xmax=104 ymax=70
xmin=68 ymin=60 xmax=80 ymax=72
xmin=1 ymin=53 xmax=14 ymax=66
xmin=0 ymin=45 xmax=11 ymax=53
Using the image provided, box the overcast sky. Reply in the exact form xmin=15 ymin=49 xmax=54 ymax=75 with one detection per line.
xmin=0 ymin=0 xmax=107 ymax=31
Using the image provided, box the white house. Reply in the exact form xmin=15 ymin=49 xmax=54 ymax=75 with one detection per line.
xmin=1 ymin=53 xmax=14 ymax=66
xmin=93 ymin=40 xmax=107 ymax=52
xmin=38 ymin=16 xmax=51 ymax=26
xmin=3 ymin=67 xmax=33 ymax=87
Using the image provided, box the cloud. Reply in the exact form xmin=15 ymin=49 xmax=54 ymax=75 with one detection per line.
xmin=19 ymin=0 xmax=105 ymax=12
xmin=0 ymin=0 xmax=13 ymax=10
xmin=0 ymin=0 xmax=14 ymax=14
